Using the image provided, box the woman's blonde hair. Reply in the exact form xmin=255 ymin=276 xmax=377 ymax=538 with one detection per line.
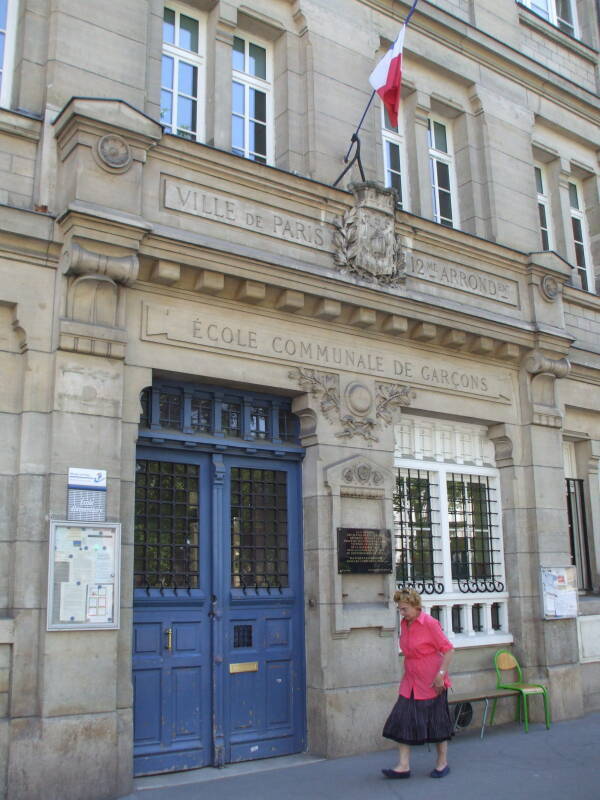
xmin=393 ymin=588 xmax=422 ymax=609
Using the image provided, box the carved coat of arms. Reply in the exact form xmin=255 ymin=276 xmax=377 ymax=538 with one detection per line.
xmin=334 ymin=182 xmax=405 ymax=286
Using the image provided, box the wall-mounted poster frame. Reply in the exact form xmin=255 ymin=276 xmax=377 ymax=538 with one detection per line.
xmin=540 ymin=565 xmax=578 ymax=620
xmin=47 ymin=520 xmax=121 ymax=631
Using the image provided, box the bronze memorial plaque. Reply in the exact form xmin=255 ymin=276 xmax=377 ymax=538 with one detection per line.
xmin=337 ymin=528 xmax=393 ymax=574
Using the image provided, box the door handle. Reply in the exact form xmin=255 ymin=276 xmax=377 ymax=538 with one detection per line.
xmin=165 ymin=627 xmax=173 ymax=651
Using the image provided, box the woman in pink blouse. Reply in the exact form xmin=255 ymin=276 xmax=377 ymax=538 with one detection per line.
xmin=382 ymin=588 xmax=454 ymax=780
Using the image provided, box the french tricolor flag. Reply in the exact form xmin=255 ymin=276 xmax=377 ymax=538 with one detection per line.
xmin=369 ymin=25 xmax=406 ymax=129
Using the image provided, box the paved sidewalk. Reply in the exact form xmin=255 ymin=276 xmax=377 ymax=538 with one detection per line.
xmin=120 ymin=712 xmax=600 ymax=800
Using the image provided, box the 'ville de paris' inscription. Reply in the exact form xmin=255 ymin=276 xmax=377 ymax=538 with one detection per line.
xmin=164 ymin=179 xmax=329 ymax=251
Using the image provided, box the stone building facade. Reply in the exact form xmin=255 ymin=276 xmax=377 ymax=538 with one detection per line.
xmin=0 ymin=0 xmax=599 ymax=798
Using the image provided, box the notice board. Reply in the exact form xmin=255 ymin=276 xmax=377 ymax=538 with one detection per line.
xmin=540 ymin=566 xmax=578 ymax=620
xmin=47 ymin=520 xmax=121 ymax=630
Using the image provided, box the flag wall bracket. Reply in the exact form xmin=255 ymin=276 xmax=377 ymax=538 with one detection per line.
xmin=332 ymin=131 xmax=367 ymax=188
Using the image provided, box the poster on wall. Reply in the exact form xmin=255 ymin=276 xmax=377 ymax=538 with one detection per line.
xmin=540 ymin=566 xmax=578 ymax=620
xmin=47 ymin=520 xmax=121 ymax=630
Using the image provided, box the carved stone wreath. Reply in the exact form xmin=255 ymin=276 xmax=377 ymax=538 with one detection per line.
xmin=289 ymin=367 xmax=415 ymax=443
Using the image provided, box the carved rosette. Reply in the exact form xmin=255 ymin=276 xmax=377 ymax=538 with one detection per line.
xmin=95 ymin=134 xmax=132 ymax=173
xmin=333 ymin=182 xmax=406 ymax=287
xmin=289 ymin=368 xmax=415 ymax=443
xmin=540 ymin=274 xmax=561 ymax=303
xmin=342 ymin=463 xmax=384 ymax=486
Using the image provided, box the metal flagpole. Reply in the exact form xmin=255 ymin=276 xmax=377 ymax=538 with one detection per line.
xmin=332 ymin=0 xmax=421 ymax=188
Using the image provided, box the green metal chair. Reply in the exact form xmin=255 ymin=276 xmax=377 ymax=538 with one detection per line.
xmin=489 ymin=649 xmax=551 ymax=733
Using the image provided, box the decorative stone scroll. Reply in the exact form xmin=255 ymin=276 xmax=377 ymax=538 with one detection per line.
xmin=289 ymin=367 xmax=415 ymax=443
xmin=523 ymin=350 xmax=571 ymax=379
xmin=62 ymin=242 xmax=139 ymax=286
xmin=333 ymin=182 xmax=406 ymax=287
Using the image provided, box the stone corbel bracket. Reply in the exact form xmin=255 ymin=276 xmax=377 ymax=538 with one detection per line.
xmin=62 ymin=241 xmax=139 ymax=286
xmin=523 ymin=350 xmax=571 ymax=379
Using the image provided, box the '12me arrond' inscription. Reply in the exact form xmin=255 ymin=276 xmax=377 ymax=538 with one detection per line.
xmin=164 ymin=178 xmax=329 ymax=250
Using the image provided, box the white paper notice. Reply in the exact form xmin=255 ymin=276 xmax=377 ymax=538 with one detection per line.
xmin=95 ymin=550 xmax=114 ymax=582
xmin=86 ymin=584 xmax=114 ymax=623
xmin=555 ymin=591 xmax=577 ymax=618
xmin=71 ymin=553 xmax=95 ymax=585
xmin=59 ymin=582 xmax=87 ymax=622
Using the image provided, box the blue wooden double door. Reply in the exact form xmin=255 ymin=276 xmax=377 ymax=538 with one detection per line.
xmin=132 ymin=450 xmax=306 ymax=776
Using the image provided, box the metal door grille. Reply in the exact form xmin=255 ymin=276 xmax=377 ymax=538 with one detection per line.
xmin=231 ymin=467 xmax=289 ymax=590
xmin=134 ymin=460 xmax=199 ymax=589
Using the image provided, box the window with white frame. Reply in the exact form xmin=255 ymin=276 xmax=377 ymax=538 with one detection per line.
xmin=394 ymin=416 xmax=511 ymax=646
xmin=534 ymin=164 xmax=553 ymax=250
xmin=0 ymin=0 xmax=17 ymax=108
xmin=568 ymin=180 xmax=593 ymax=292
xmin=382 ymin=106 xmax=405 ymax=209
xmin=518 ymin=0 xmax=578 ymax=37
xmin=161 ymin=4 xmax=206 ymax=141
xmin=231 ymin=35 xmax=272 ymax=164
xmin=427 ymin=118 xmax=458 ymax=228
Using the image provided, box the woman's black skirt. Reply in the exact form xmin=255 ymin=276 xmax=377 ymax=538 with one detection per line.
xmin=382 ymin=691 xmax=454 ymax=746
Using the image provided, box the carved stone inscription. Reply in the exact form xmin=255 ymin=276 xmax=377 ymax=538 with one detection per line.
xmin=337 ymin=528 xmax=393 ymax=574
xmin=141 ymin=302 xmax=511 ymax=402
xmin=405 ymin=252 xmax=518 ymax=305
xmin=164 ymin=179 xmax=329 ymax=250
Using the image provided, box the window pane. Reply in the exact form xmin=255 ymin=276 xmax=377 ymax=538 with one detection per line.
xmin=387 ymin=141 xmax=400 ymax=173
xmin=177 ymin=96 xmax=196 ymax=135
xmin=531 ymin=0 xmax=550 ymax=20
xmin=569 ymin=182 xmax=579 ymax=209
xmin=534 ymin=166 xmax=543 ymax=194
xmin=438 ymin=189 xmax=453 ymax=223
xmin=436 ymin=160 xmax=451 ymax=191
xmin=251 ymin=121 xmax=267 ymax=157
xmin=390 ymin=171 xmax=402 ymax=204
xmin=161 ymin=55 xmax=174 ymax=89
xmin=574 ymin=241 xmax=586 ymax=269
xmin=250 ymin=88 xmax=266 ymax=122
xmin=433 ymin=121 xmax=448 ymax=153
xmin=160 ymin=89 xmax=173 ymax=126
xmin=233 ymin=36 xmax=245 ymax=71
xmin=249 ymin=42 xmax=266 ymax=79
xmin=178 ymin=61 xmax=197 ymax=97
xmin=572 ymin=216 xmax=583 ymax=245
xmin=541 ymin=228 xmax=549 ymax=251
xmin=179 ymin=14 xmax=199 ymax=53
xmin=232 ymin=81 xmax=245 ymax=114
xmin=163 ymin=7 xmax=175 ymax=44
xmin=556 ymin=0 xmax=574 ymax=25
xmin=384 ymin=106 xmax=397 ymax=132
xmin=232 ymin=115 xmax=245 ymax=151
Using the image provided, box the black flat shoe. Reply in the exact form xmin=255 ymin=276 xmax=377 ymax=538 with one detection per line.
xmin=382 ymin=768 xmax=411 ymax=779
xmin=430 ymin=765 xmax=450 ymax=778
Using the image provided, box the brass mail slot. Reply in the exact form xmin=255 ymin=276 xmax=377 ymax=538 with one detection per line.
xmin=229 ymin=661 xmax=259 ymax=674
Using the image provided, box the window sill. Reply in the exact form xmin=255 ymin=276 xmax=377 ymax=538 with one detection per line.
xmin=517 ymin=8 xmax=598 ymax=63
xmin=451 ymin=632 xmax=513 ymax=649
